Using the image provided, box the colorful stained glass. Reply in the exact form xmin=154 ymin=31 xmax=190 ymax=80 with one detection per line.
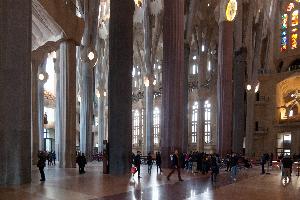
xmin=281 ymin=36 xmax=287 ymax=52
xmin=292 ymin=28 xmax=298 ymax=32
xmin=292 ymin=10 xmax=299 ymax=26
xmin=291 ymin=33 xmax=298 ymax=49
xmin=282 ymin=14 xmax=288 ymax=29
xmin=287 ymin=3 xmax=295 ymax=12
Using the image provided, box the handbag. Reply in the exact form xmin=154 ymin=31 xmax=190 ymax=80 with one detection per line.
xmin=131 ymin=166 xmax=137 ymax=174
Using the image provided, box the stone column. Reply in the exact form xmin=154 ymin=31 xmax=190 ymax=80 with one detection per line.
xmin=144 ymin=85 xmax=154 ymax=154
xmin=0 ymin=0 xmax=31 ymax=185
xmin=198 ymin=98 xmax=205 ymax=152
xmin=98 ymin=96 xmax=105 ymax=153
xmin=161 ymin=0 xmax=186 ymax=167
xmin=38 ymin=60 xmax=47 ymax=150
xmin=108 ymin=0 xmax=134 ymax=175
xmin=54 ymin=53 xmax=61 ymax=161
xmin=217 ymin=21 xmax=233 ymax=156
xmin=144 ymin=0 xmax=154 ymax=155
xmin=59 ymin=40 xmax=77 ymax=168
xmin=232 ymin=47 xmax=247 ymax=154
xmin=31 ymin=59 xmax=41 ymax=165
xmin=80 ymin=61 xmax=93 ymax=159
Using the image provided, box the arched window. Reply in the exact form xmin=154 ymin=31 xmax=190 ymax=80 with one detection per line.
xmin=280 ymin=1 xmax=300 ymax=52
xmin=153 ymin=107 xmax=160 ymax=144
xmin=133 ymin=110 xmax=140 ymax=145
xmin=191 ymin=102 xmax=198 ymax=143
xmin=204 ymin=100 xmax=211 ymax=143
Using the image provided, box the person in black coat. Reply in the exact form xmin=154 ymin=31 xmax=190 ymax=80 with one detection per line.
xmin=156 ymin=152 xmax=163 ymax=174
xmin=147 ymin=153 xmax=153 ymax=175
xmin=37 ymin=151 xmax=46 ymax=181
xmin=211 ymin=155 xmax=219 ymax=182
xmin=167 ymin=150 xmax=183 ymax=181
xmin=76 ymin=153 xmax=87 ymax=174
xmin=134 ymin=151 xmax=142 ymax=178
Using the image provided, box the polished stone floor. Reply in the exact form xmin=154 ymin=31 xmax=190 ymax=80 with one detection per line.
xmin=0 ymin=162 xmax=299 ymax=200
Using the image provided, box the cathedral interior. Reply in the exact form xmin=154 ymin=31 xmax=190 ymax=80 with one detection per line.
xmin=1 ymin=0 xmax=300 ymax=199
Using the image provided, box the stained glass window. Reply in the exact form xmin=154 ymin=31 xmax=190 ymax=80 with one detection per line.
xmin=282 ymin=14 xmax=288 ymax=29
xmin=280 ymin=2 xmax=300 ymax=52
xmin=291 ymin=32 xmax=298 ymax=49
xmin=292 ymin=10 xmax=299 ymax=26
xmin=287 ymin=3 xmax=295 ymax=12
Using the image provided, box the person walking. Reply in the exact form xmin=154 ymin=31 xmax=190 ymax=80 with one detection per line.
xmin=211 ymin=155 xmax=219 ymax=183
xmin=37 ymin=151 xmax=46 ymax=181
xmin=147 ymin=153 xmax=153 ymax=175
xmin=167 ymin=150 xmax=183 ymax=181
xmin=156 ymin=152 xmax=163 ymax=174
xmin=134 ymin=151 xmax=142 ymax=178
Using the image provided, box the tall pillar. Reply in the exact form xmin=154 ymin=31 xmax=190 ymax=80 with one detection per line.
xmin=144 ymin=0 xmax=154 ymax=155
xmin=98 ymin=97 xmax=104 ymax=153
xmin=38 ymin=60 xmax=47 ymax=150
xmin=198 ymin=98 xmax=205 ymax=152
xmin=232 ymin=48 xmax=247 ymax=154
xmin=0 ymin=0 xmax=31 ymax=185
xmin=217 ymin=21 xmax=233 ymax=156
xmin=161 ymin=0 xmax=186 ymax=167
xmin=54 ymin=53 xmax=61 ymax=161
xmin=59 ymin=40 xmax=77 ymax=168
xmin=80 ymin=61 xmax=93 ymax=159
xmin=108 ymin=0 xmax=134 ymax=175
xmin=144 ymin=85 xmax=154 ymax=154
xmin=31 ymin=59 xmax=40 ymax=165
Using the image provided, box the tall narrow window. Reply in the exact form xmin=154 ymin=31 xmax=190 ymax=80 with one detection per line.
xmin=133 ymin=110 xmax=140 ymax=145
xmin=280 ymin=2 xmax=300 ymax=52
xmin=140 ymin=109 xmax=144 ymax=145
xmin=191 ymin=102 xmax=198 ymax=143
xmin=207 ymin=60 xmax=211 ymax=71
xmin=204 ymin=100 xmax=211 ymax=143
xmin=153 ymin=107 xmax=160 ymax=144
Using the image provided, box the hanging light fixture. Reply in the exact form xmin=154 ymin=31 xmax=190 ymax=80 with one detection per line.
xmin=246 ymin=84 xmax=252 ymax=91
xmin=38 ymin=73 xmax=45 ymax=81
xmin=88 ymin=51 xmax=95 ymax=61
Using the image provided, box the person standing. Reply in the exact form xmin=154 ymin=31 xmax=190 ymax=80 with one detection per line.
xmin=134 ymin=151 xmax=142 ymax=178
xmin=261 ymin=153 xmax=267 ymax=174
xmin=167 ymin=149 xmax=183 ymax=181
xmin=52 ymin=151 xmax=56 ymax=165
xmin=230 ymin=153 xmax=238 ymax=181
xmin=156 ymin=152 xmax=163 ymax=174
xmin=37 ymin=151 xmax=46 ymax=181
xmin=76 ymin=153 xmax=87 ymax=174
xmin=147 ymin=153 xmax=153 ymax=175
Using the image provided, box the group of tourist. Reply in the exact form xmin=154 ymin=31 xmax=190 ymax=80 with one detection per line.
xmin=37 ymin=148 xmax=299 ymax=185
xmin=131 ymin=151 xmax=163 ymax=178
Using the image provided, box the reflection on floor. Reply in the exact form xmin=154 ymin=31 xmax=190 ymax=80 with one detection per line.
xmin=0 ymin=162 xmax=300 ymax=200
